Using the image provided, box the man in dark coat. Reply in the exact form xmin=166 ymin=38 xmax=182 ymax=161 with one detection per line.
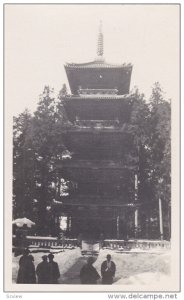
xmin=36 ymin=255 xmax=50 ymax=284
xmin=101 ymin=254 xmax=116 ymax=284
xmin=80 ymin=257 xmax=100 ymax=284
xmin=17 ymin=248 xmax=36 ymax=284
xmin=48 ymin=253 xmax=60 ymax=284
xmin=27 ymin=255 xmax=36 ymax=283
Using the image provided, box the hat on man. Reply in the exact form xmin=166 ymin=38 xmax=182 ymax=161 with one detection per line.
xmin=29 ymin=254 xmax=34 ymax=261
xmin=23 ymin=248 xmax=30 ymax=255
xmin=42 ymin=255 xmax=48 ymax=261
xmin=87 ymin=256 xmax=94 ymax=265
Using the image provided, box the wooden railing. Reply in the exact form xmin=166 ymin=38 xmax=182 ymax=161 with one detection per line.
xmin=13 ymin=235 xmax=170 ymax=251
xmin=13 ymin=235 xmax=78 ymax=249
xmin=103 ymin=239 xmax=170 ymax=251
xmin=27 ymin=236 xmax=78 ymax=248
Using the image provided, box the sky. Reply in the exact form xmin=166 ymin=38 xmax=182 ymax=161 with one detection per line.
xmin=5 ymin=4 xmax=180 ymax=117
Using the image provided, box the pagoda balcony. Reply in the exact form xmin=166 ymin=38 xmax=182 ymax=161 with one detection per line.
xmin=62 ymin=126 xmax=123 ymax=132
xmin=78 ymin=88 xmax=118 ymax=96
xmin=62 ymin=125 xmax=126 ymax=146
xmin=72 ymin=119 xmax=120 ymax=129
xmin=61 ymin=121 xmax=127 ymax=134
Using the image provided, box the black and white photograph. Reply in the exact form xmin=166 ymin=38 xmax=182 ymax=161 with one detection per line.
xmin=4 ymin=3 xmax=180 ymax=292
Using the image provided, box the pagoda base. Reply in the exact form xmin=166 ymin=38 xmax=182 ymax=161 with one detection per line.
xmin=53 ymin=206 xmax=137 ymax=240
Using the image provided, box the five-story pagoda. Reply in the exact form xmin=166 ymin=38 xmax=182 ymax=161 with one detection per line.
xmin=53 ymin=23 xmax=141 ymax=240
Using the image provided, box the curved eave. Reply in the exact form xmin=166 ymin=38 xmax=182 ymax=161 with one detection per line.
xmin=65 ymin=61 xmax=132 ymax=69
xmin=63 ymin=94 xmax=131 ymax=100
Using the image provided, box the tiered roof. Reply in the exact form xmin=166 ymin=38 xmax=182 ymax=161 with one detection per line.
xmin=64 ymin=22 xmax=133 ymax=96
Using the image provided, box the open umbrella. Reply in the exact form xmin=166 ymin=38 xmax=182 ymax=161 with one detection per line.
xmin=12 ymin=217 xmax=35 ymax=228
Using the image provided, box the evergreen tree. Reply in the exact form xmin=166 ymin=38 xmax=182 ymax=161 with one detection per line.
xmin=31 ymin=86 xmax=66 ymax=234
xmin=147 ymin=82 xmax=171 ymax=239
xmin=13 ymin=86 xmax=70 ymax=235
xmin=121 ymin=84 xmax=171 ymax=239
xmin=123 ymin=88 xmax=151 ymax=201
xmin=148 ymin=82 xmax=171 ymax=197
xmin=13 ymin=109 xmax=35 ymax=219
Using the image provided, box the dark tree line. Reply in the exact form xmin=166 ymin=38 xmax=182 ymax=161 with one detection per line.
xmin=123 ymin=84 xmax=171 ymax=238
xmin=13 ymin=82 xmax=171 ymax=238
xmin=13 ymin=86 xmax=68 ymax=235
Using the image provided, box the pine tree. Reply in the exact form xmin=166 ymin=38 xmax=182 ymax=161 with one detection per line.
xmin=123 ymin=88 xmax=151 ymax=202
xmin=147 ymin=82 xmax=171 ymax=239
xmin=13 ymin=109 xmax=35 ymax=219
xmin=13 ymin=86 xmax=70 ymax=235
xmin=31 ymin=86 xmax=68 ymax=234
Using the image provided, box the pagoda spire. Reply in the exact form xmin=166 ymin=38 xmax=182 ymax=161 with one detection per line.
xmin=97 ymin=21 xmax=104 ymax=57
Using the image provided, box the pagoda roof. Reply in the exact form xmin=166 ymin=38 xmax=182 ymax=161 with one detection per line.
xmin=64 ymin=23 xmax=133 ymax=95
xmin=64 ymin=63 xmax=133 ymax=95
xmin=65 ymin=59 xmax=132 ymax=69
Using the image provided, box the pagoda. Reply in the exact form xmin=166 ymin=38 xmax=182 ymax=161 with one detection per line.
xmin=53 ymin=23 xmax=141 ymax=240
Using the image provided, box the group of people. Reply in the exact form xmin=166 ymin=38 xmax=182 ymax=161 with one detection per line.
xmin=80 ymin=254 xmax=116 ymax=284
xmin=17 ymin=249 xmax=60 ymax=284
xmin=17 ymin=249 xmax=116 ymax=285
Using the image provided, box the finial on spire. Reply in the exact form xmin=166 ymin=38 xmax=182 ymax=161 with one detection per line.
xmin=97 ymin=20 xmax=103 ymax=57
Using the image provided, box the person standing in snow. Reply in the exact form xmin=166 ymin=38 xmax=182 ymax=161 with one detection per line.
xmin=80 ymin=256 xmax=100 ymax=284
xmin=36 ymin=255 xmax=50 ymax=283
xmin=27 ymin=255 xmax=36 ymax=283
xmin=17 ymin=249 xmax=36 ymax=283
xmin=101 ymin=254 xmax=116 ymax=284
xmin=48 ymin=253 xmax=60 ymax=283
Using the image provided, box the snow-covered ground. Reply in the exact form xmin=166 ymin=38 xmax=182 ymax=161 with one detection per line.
xmin=93 ymin=249 xmax=171 ymax=285
xmin=12 ymin=247 xmax=171 ymax=286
